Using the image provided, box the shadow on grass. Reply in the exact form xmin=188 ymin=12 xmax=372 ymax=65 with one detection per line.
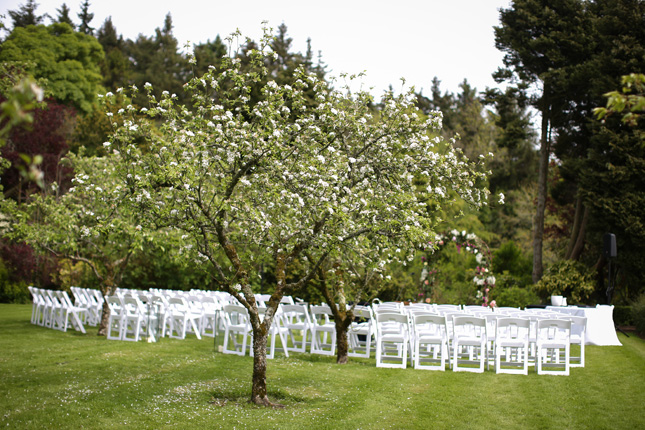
xmin=286 ymin=351 xmax=373 ymax=367
xmin=208 ymin=387 xmax=309 ymax=408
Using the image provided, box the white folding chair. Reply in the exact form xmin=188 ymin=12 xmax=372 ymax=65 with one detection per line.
xmin=310 ymin=304 xmax=336 ymax=356
xmin=348 ymin=306 xmax=375 ymax=358
xmin=451 ymin=316 xmax=487 ymax=373
xmin=84 ymin=289 xmax=104 ymax=326
xmin=165 ymin=297 xmax=202 ymax=340
xmin=58 ymin=291 xmax=87 ymax=334
xmin=483 ymin=313 xmax=499 ymax=367
xmin=281 ymin=304 xmax=312 ymax=353
xmin=28 ymin=287 xmax=45 ymax=325
xmin=106 ymin=295 xmax=125 ymax=340
xmin=494 ymin=317 xmax=530 ymax=375
xmin=413 ymin=314 xmax=448 ymax=370
xmin=375 ymin=312 xmax=410 ymax=369
xmin=121 ymin=296 xmax=147 ymax=341
xmin=200 ymin=296 xmax=221 ymax=338
xmin=222 ymin=304 xmax=251 ymax=356
xmin=567 ymin=316 xmax=587 ymax=368
xmin=536 ymin=319 xmax=571 ymax=376
xmin=49 ymin=291 xmax=68 ymax=331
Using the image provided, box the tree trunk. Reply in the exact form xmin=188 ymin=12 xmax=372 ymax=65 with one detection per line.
xmin=97 ymin=299 xmax=110 ymax=336
xmin=532 ymin=104 xmax=551 ymax=283
xmin=96 ymin=282 xmax=116 ymax=336
xmin=569 ymin=204 xmax=589 ymax=261
xmin=335 ymin=319 xmax=349 ymax=364
xmin=250 ymin=325 xmax=283 ymax=408
xmin=565 ymin=194 xmax=584 ymax=259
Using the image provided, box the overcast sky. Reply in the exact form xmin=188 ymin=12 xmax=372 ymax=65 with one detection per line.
xmin=1 ymin=0 xmax=512 ymax=97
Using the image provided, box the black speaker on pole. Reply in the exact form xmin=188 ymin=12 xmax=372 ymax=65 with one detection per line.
xmin=603 ymin=233 xmax=617 ymax=258
xmin=604 ymin=233 xmax=617 ymax=304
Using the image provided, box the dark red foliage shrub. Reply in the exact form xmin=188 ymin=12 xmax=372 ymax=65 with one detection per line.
xmin=0 ymin=239 xmax=59 ymax=288
xmin=1 ymin=97 xmax=75 ymax=200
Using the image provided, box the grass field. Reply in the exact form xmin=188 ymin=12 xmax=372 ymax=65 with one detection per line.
xmin=1 ymin=304 xmax=643 ymax=429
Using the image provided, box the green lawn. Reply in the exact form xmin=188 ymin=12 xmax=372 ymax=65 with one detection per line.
xmin=1 ymin=304 xmax=643 ymax=429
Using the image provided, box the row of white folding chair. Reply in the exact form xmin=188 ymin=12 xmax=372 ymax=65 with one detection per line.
xmin=107 ymin=292 xmax=201 ymax=341
xmin=405 ymin=311 xmax=580 ymax=374
xmin=219 ymin=302 xmax=375 ymax=359
xmin=490 ymin=316 xmax=574 ymax=375
xmin=28 ymin=287 xmax=87 ymax=334
xmin=281 ymin=303 xmax=375 ymax=358
xmin=118 ymin=289 xmax=299 ymax=342
xmin=142 ymin=291 xmax=221 ymax=339
xmin=70 ymin=287 xmax=104 ymax=326
xmin=512 ymin=312 xmax=586 ymax=369
xmin=106 ymin=295 xmax=156 ymax=341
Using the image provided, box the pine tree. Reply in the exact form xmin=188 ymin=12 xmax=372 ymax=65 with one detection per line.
xmin=193 ymin=35 xmax=227 ymax=76
xmin=495 ymin=0 xmax=589 ymax=282
xmin=126 ymin=13 xmax=188 ymax=105
xmin=8 ymin=0 xmax=45 ymax=29
xmin=77 ymin=0 xmax=94 ymax=35
xmin=54 ymin=3 xmax=74 ymax=28
xmin=96 ymin=17 xmax=130 ymax=92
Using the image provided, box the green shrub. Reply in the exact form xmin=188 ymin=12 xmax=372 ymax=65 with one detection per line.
xmin=0 ymin=260 xmax=31 ymax=304
xmin=632 ymin=293 xmax=645 ymax=336
xmin=490 ymin=272 xmax=540 ymax=308
xmin=534 ymin=260 xmax=595 ymax=305
xmin=492 ymin=241 xmax=532 ymax=287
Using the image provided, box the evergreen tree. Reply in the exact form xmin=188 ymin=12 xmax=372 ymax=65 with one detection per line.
xmin=193 ymin=35 xmax=227 ymax=76
xmin=483 ymin=85 xmax=537 ymax=193
xmin=96 ymin=17 xmax=129 ymax=91
xmin=125 ymin=13 xmax=188 ymax=106
xmin=495 ymin=0 xmax=590 ymax=282
xmin=54 ymin=3 xmax=74 ymax=28
xmin=8 ymin=0 xmax=45 ymax=29
xmin=77 ymin=0 xmax=94 ymax=35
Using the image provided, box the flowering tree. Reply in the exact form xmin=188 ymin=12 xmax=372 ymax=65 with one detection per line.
xmin=7 ymin=152 xmax=151 ymax=334
xmin=105 ymin=28 xmax=489 ymax=406
xmin=419 ymin=230 xmax=496 ymax=306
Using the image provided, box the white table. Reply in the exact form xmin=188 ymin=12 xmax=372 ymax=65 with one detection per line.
xmin=546 ymin=305 xmax=622 ymax=346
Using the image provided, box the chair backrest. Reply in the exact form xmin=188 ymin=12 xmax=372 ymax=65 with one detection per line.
xmin=223 ymin=304 xmax=249 ymax=326
xmin=537 ymin=318 xmax=571 ymax=342
xmin=452 ymin=316 xmax=486 ymax=339
xmin=254 ymin=294 xmax=272 ymax=307
xmin=106 ymin=296 xmax=123 ymax=314
xmin=167 ymin=296 xmax=189 ymax=313
xmin=200 ymin=296 xmax=220 ymax=312
xmin=376 ymin=312 xmax=409 ymax=337
xmin=436 ymin=304 xmax=461 ymax=312
xmin=122 ymin=296 xmax=145 ymax=316
xmin=280 ymin=296 xmax=295 ymax=305
xmin=281 ymin=304 xmax=312 ymax=325
xmin=352 ymin=305 xmax=373 ymax=320
xmin=496 ymin=317 xmax=530 ymax=340
xmin=309 ymin=304 xmax=333 ymax=326
xmin=374 ymin=302 xmax=403 ymax=314
xmin=413 ymin=314 xmax=447 ymax=338
xmin=567 ymin=316 xmax=587 ymax=338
